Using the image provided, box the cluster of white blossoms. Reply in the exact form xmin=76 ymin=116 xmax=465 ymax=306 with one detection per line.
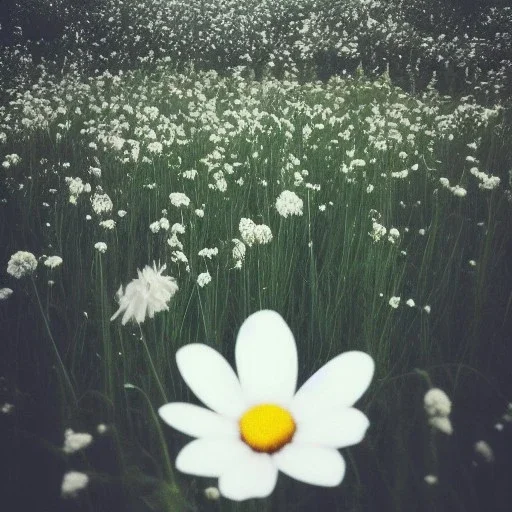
xmin=44 ymin=255 xmax=63 ymax=269
xmin=469 ymin=167 xmax=500 ymax=190
xmin=99 ymin=219 xmax=116 ymax=230
xmin=91 ymin=192 xmax=113 ymax=215
xmin=7 ymin=251 xmax=38 ymax=279
xmin=388 ymin=228 xmax=400 ymax=244
xmin=169 ymin=192 xmax=191 ymax=208
xmin=439 ymin=178 xmax=467 ymax=198
xmin=275 ymin=190 xmax=303 ymax=218
xmin=94 ymin=242 xmax=108 ymax=253
xmin=63 ymin=428 xmax=93 ymax=454
xmin=370 ymin=221 xmax=387 ymax=242
xmin=474 ymin=440 xmax=494 ymax=463
xmin=388 ymin=296 xmax=400 ymax=309
xmin=61 ymin=471 xmax=89 ymax=498
xmin=197 ymin=271 xmax=212 ymax=287
xmin=424 ymin=387 xmax=453 ymax=435
xmin=198 ymin=247 xmax=218 ymax=259
xmin=2 ymin=153 xmax=21 ymax=168
xmin=239 ymin=218 xmax=273 ymax=247
xmin=65 ymin=177 xmax=92 ymax=204
xmin=0 ymin=288 xmax=13 ymax=300
xmin=111 ymin=262 xmax=179 ymax=325
xmin=150 ymin=218 xmax=170 ymax=233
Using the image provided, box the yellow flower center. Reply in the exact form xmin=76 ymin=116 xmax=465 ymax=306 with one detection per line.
xmin=239 ymin=403 xmax=296 ymax=453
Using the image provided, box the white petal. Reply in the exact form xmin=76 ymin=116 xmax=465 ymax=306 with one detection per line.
xmin=293 ymin=407 xmax=370 ymax=448
xmin=273 ymin=443 xmax=345 ymax=487
xmin=235 ymin=310 xmax=298 ymax=406
xmin=176 ymin=344 xmax=246 ymax=418
xmin=290 ymin=351 xmax=374 ymax=421
xmin=158 ymin=403 xmax=238 ymax=438
xmin=176 ymin=438 xmax=251 ymax=477
xmin=218 ymin=450 xmax=278 ymax=501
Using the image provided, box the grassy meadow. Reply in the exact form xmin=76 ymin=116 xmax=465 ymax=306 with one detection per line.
xmin=1 ymin=1 xmax=512 ymax=511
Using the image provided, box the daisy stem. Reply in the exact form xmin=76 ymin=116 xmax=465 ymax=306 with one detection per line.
xmin=139 ymin=325 xmax=168 ymax=403
xmin=31 ymin=276 xmax=77 ymax=406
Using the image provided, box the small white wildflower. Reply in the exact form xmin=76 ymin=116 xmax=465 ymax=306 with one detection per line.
xmin=469 ymin=260 xmax=477 ymax=267
xmin=169 ymin=192 xmax=190 ymax=208
xmin=0 ymin=288 xmax=14 ymax=300
xmin=474 ymin=440 xmax=494 ymax=463
xmin=366 ymin=184 xmax=374 ymax=193
xmin=159 ymin=218 xmax=170 ymax=231
xmin=232 ymin=239 xmax=246 ymax=260
xmin=149 ymin=222 xmax=161 ymax=233
xmin=86 ymin=215 xmax=92 ymax=221
xmin=44 ymin=256 xmax=63 ymax=269
xmin=424 ymin=475 xmax=438 ymax=485
xmin=91 ymin=193 xmax=113 ymax=215
xmin=388 ymin=228 xmax=400 ymax=243
xmin=452 ymin=186 xmax=467 ymax=198
xmin=389 ymin=296 xmax=400 ymax=309
xmin=7 ymin=251 xmax=38 ymax=278
xmin=406 ymin=298 xmax=415 ymax=307
xmin=195 ymin=208 xmax=204 ymax=218
xmin=63 ymin=428 xmax=93 ymax=454
xmin=370 ymin=222 xmax=387 ymax=242
xmin=204 ymin=487 xmax=220 ymax=501
xmin=418 ymin=229 xmax=426 ymax=236
xmin=167 ymin=234 xmax=183 ymax=250
xmin=99 ymin=219 xmax=116 ymax=230
xmin=111 ymin=262 xmax=179 ymax=325
xmin=89 ymin=166 xmax=102 ymax=178
xmin=118 ymin=210 xmax=127 ymax=217
xmin=429 ymin=416 xmax=453 ymax=435
xmin=182 ymin=169 xmax=198 ymax=180
xmin=275 ymin=190 xmax=304 ymax=218
xmin=424 ymin=388 xmax=452 ymax=417
xmin=171 ymin=223 xmax=186 ymax=235
xmin=239 ymin=218 xmax=257 ymax=247
xmin=61 ymin=471 xmax=89 ymax=498
xmin=423 ymin=305 xmax=431 ymax=314
xmin=1 ymin=403 xmax=14 ymax=413
xmin=198 ymin=248 xmax=219 ymax=259
xmin=94 ymin=242 xmax=107 ymax=253
xmin=197 ymin=271 xmax=212 ymax=287
xmin=97 ymin=424 xmax=108 ymax=434
xmin=253 ymin=224 xmax=273 ymax=245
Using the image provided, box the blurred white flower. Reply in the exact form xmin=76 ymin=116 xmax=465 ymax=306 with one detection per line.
xmin=423 ymin=305 xmax=431 ymax=314
xmin=239 ymin=218 xmax=257 ymax=247
xmin=370 ymin=222 xmax=386 ymax=242
xmin=388 ymin=296 xmax=400 ymax=309
xmin=63 ymin=428 xmax=93 ymax=454
xmin=61 ymin=471 xmax=89 ymax=498
xmin=474 ymin=440 xmax=494 ymax=463
xmin=44 ymin=256 xmax=63 ymax=269
xmin=197 ymin=271 xmax=212 ymax=288
xmin=99 ymin=219 xmax=116 ymax=230
xmin=94 ymin=242 xmax=107 ymax=253
xmin=198 ymin=248 xmax=219 ymax=259
xmin=424 ymin=475 xmax=438 ymax=485
xmin=7 ymin=251 xmax=38 ymax=278
xmin=169 ymin=192 xmax=191 ymax=208
xmin=424 ymin=388 xmax=452 ymax=417
xmin=429 ymin=416 xmax=453 ymax=435
xmin=111 ymin=263 xmax=179 ymax=325
xmin=275 ymin=190 xmax=303 ymax=218
xmin=118 ymin=210 xmax=127 ymax=217
xmin=254 ymin=225 xmax=273 ymax=245
xmin=0 ymin=288 xmax=14 ymax=300
xmin=232 ymin=239 xmax=246 ymax=261
xmin=204 ymin=486 xmax=220 ymax=501
xmin=91 ymin=192 xmax=113 ymax=215
xmin=388 ymin=228 xmax=400 ymax=243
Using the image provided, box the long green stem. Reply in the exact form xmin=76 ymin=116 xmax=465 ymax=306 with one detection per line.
xmin=31 ymin=277 xmax=77 ymax=405
xmin=139 ymin=325 xmax=168 ymax=403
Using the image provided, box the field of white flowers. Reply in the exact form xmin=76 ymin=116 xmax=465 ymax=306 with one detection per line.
xmin=1 ymin=0 xmax=512 ymax=511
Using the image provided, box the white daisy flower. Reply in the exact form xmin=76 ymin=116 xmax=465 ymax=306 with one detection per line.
xmin=110 ymin=262 xmax=179 ymax=325
xmin=159 ymin=310 xmax=374 ymax=501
